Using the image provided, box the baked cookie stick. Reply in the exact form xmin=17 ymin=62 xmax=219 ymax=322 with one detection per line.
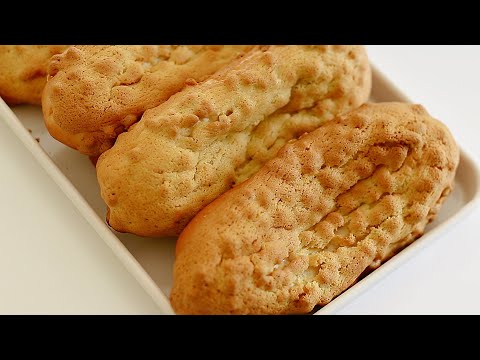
xmin=171 ymin=102 xmax=459 ymax=315
xmin=42 ymin=45 xmax=254 ymax=156
xmin=0 ymin=45 xmax=68 ymax=105
xmin=97 ymin=45 xmax=371 ymax=237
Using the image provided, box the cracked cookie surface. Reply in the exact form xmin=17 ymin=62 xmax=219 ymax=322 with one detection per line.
xmin=42 ymin=45 xmax=253 ymax=156
xmin=170 ymin=102 xmax=459 ymax=315
xmin=0 ymin=45 xmax=68 ymax=105
xmin=97 ymin=45 xmax=372 ymax=237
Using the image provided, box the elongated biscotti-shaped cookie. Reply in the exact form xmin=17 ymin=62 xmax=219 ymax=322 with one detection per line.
xmin=97 ymin=45 xmax=372 ymax=237
xmin=170 ymin=102 xmax=459 ymax=315
xmin=42 ymin=45 xmax=254 ymax=156
xmin=0 ymin=45 xmax=69 ymax=105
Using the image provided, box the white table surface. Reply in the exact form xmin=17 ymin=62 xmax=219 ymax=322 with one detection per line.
xmin=1 ymin=45 xmax=479 ymax=315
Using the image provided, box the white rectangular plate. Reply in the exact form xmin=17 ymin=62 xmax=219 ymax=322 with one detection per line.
xmin=2 ymin=65 xmax=479 ymax=315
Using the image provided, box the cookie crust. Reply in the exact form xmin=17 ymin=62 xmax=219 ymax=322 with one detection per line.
xmin=0 ymin=45 xmax=68 ymax=105
xmin=171 ymin=102 xmax=459 ymax=314
xmin=97 ymin=45 xmax=372 ymax=237
xmin=42 ymin=45 xmax=254 ymax=156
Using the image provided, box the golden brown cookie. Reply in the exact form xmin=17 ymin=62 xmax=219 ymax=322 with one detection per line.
xmin=0 ymin=45 xmax=68 ymax=105
xmin=97 ymin=45 xmax=372 ymax=237
xmin=42 ymin=45 xmax=254 ymax=156
xmin=170 ymin=102 xmax=459 ymax=315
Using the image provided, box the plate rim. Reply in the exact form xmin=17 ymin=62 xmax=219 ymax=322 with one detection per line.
xmin=2 ymin=64 xmax=479 ymax=315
